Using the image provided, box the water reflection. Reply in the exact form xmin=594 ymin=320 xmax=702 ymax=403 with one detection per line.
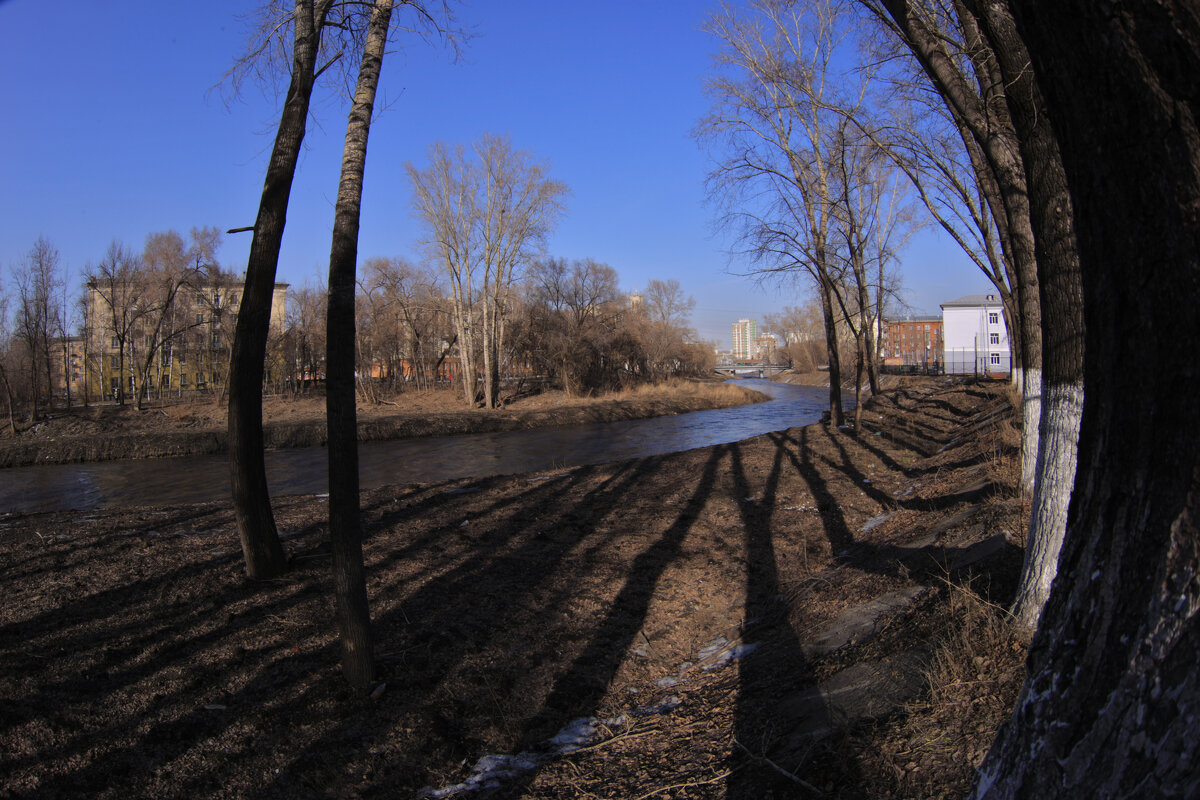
xmin=0 ymin=380 xmax=840 ymax=514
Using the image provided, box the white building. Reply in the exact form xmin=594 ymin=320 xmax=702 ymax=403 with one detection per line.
xmin=941 ymin=293 xmax=1011 ymax=375
xmin=731 ymin=318 xmax=759 ymax=360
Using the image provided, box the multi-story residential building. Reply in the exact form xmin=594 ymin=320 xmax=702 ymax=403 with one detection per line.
xmin=752 ymin=333 xmax=778 ymax=360
xmin=941 ymin=293 xmax=1011 ymax=375
xmin=81 ymin=275 xmax=288 ymax=402
xmin=731 ymin=318 xmax=759 ymax=360
xmin=881 ymin=315 xmax=943 ymax=370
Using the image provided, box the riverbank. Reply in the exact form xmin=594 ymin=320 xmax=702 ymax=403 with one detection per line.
xmin=0 ymin=380 xmax=765 ymax=468
xmin=1 ymin=377 xmax=1028 ymax=798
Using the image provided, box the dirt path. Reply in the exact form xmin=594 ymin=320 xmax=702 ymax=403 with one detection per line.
xmin=0 ymin=377 xmax=1027 ymax=799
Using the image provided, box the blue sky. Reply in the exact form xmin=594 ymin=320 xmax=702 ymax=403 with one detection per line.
xmin=0 ymin=0 xmax=986 ymax=348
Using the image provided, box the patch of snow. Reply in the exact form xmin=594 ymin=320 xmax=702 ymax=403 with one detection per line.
xmin=860 ymin=512 xmax=895 ymax=533
xmin=548 ymin=717 xmax=596 ymax=752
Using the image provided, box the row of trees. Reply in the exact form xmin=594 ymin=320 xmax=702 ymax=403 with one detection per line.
xmin=0 ymin=229 xmax=253 ymax=425
xmin=306 ymin=256 xmax=712 ymax=401
xmin=699 ymin=0 xmax=1079 ymax=629
xmin=704 ymin=0 xmax=1199 ymax=793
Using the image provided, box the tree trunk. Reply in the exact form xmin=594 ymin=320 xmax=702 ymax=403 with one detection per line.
xmin=971 ymin=1 xmax=1200 ymax=794
xmin=967 ymin=0 xmax=1086 ymax=628
xmin=324 ymin=0 xmax=393 ymax=691
xmin=819 ymin=276 xmax=844 ymax=427
xmin=227 ymin=2 xmax=324 ymax=580
xmin=878 ymin=0 xmax=1044 ymax=498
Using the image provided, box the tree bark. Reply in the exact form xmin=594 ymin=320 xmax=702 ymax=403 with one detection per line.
xmin=227 ymin=1 xmax=325 ymax=580
xmin=818 ymin=273 xmax=845 ymax=426
xmin=971 ymin=1 xmax=1200 ymax=794
xmin=324 ymin=0 xmax=393 ymax=691
xmin=965 ymin=0 xmax=1086 ymax=628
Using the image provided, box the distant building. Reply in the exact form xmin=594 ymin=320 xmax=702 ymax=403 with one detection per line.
xmin=753 ymin=333 xmax=778 ymax=360
xmin=941 ymin=293 xmax=1011 ymax=376
xmin=732 ymin=318 xmax=759 ymax=360
xmin=81 ymin=275 xmax=288 ymax=401
xmin=881 ymin=315 xmax=943 ymax=370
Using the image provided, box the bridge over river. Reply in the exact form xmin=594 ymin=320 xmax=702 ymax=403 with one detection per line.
xmin=714 ymin=364 xmax=790 ymax=378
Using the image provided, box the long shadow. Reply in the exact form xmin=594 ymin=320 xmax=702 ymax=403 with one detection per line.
xmin=495 ymin=446 xmax=729 ymax=795
xmin=727 ymin=441 xmax=853 ymax=796
xmin=265 ymin=456 xmax=675 ymax=793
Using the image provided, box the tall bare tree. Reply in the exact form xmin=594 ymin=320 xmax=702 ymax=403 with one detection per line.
xmin=475 ymin=134 xmax=569 ymax=407
xmin=699 ymin=0 xmax=879 ymax=427
xmin=12 ymin=237 xmax=64 ymax=422
xmin=863 ymin=0 xmax=1085 ymax=627
xmin=323 ymin=0 xmax=398 ymax=692
xmin=408 ymin=134 xmax=567 ymax=408
xmin=85 ymin=242 xmax=144 ymax=407
xmin=226 ymin=0 xmax=335 ymax=579
xmin=860 ymin=0 xmax=1046 ymax=496
xmin=970 ymin=1 xmax=1200 ymax=794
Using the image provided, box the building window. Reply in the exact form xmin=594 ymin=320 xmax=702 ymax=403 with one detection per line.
xmin=988 ymin=312 xmax=999 ymax=325
xmin=990 ymin=353 xmax=1001 ymax=366
xmin=162 ymin=374 xmax=171 ymax=388
xmin=110 ymin=356 xmax=119 ymax=369
xmin=989 ymin=332 xmax=1000 ymax=345
xmin=111 ymin=336 xmax=119 ymax=348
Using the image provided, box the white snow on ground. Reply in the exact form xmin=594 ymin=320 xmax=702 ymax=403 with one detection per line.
xmin=418 ymin=634 xmax=759 ymax=797
xmin=860 ymin=512 xmax=895 ymax=533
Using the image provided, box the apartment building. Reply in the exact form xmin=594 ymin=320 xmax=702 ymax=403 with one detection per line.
xmin=81 ymin=276 xmax=288 ymax=401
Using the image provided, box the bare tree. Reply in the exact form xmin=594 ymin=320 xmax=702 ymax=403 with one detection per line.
xmin=11 ymin=237 xmax=64 ymax=422
xmin=969 ymin=1 xmax=1200 ymax=794
xmin=408 ymin=141 xmax=482 ymax=404
xmin=699 ymin=0 xmax=878 ymax=427
xmin=638 ymin=279 xmax=698 ymax=380
xmin=863 ymin=0 xmax=1084 ymax=627
xmin=226 ymin=0 xmax=335 ymax=580
xmin=408 ymin=134 xmax=568 ymax=407
xmin=85 ymin=242 xmax=145 ymax=407
xmin=324 ymin=0 xmax=401 ymax=692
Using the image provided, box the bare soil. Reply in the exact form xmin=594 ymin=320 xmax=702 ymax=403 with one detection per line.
xmin=0 ymin=381 xmax=763 ymax=468
xmin=0 ymin=377 xmax=1028 ymax=799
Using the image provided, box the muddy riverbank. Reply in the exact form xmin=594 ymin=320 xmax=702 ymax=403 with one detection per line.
xmin=0 ymin=380 xmax=763 ymax=468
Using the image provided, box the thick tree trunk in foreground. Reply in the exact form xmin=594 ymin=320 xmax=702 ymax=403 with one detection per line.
xmin=972 ymin=1 xmax=1200 ymax=794
xmin=228 ymin=2 xmax=325 ymax=579
xmin=324 ymin=0 xmax=393 ymax=691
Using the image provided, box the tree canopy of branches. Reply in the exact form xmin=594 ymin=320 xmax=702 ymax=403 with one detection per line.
xmin=699 ymin=0 xmax=909 ymax=428
xmin=407 ymin=134 xmax=569 ymax=408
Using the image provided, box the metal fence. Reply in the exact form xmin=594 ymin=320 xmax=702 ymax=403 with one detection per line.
xmin=944 ymin=348 xmax=1012 ymax=376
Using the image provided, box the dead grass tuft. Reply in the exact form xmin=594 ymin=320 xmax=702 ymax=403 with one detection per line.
xmin=862 ymin=580 xmax=1027 ymax=798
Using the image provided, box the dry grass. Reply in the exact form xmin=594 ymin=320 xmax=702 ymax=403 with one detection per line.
xmin=860 ymin=580 xmax=1028 ymax=798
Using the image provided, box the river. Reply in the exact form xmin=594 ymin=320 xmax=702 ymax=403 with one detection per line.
xmin=0 ymin=379 xmax=840 ymax=514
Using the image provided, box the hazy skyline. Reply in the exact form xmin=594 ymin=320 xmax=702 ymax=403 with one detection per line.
xmin=0 ymin=0 xmax=988 ymax=348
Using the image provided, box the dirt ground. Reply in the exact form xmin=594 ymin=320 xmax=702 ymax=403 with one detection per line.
xmin=0 ymin=377 xmax=1028 ymax=799
xmin=0 ymin=380 xmax=762 ymax=468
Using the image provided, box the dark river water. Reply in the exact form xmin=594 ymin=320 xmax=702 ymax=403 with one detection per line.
xmin=0 ymin=380 xmax=838 ymax=514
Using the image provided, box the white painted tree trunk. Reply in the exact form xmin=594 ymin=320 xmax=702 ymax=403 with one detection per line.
xmin=1012 ymin=379 xmax=1082 ymax=628
xmin=1020 ymin=366 xmax=1041 ymax=498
